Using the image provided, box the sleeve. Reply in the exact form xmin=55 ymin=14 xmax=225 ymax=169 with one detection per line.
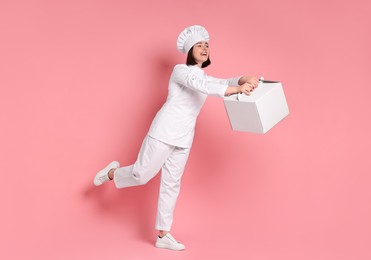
xmin=206 ymin=75 xmax=241 ymax=87
xmin=171 ymin=65 xmax=229 ymax=98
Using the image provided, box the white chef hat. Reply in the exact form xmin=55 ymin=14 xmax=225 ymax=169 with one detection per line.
xmin=176 ymin=25 xmax=209 ymax=54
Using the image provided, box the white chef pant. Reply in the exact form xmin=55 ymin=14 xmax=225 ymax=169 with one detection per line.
xmin=113 ymin=135 xmax=190 ymax=231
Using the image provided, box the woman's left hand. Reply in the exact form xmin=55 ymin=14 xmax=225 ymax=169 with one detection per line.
xmin=239 ymin=76 xmax=259 ymax=89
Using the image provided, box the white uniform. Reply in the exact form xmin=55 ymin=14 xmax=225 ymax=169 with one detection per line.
xmin=114 ymin=64 xmax=240 ymax=231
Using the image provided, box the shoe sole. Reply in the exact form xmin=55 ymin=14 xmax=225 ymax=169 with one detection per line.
xmin=155 ymin=242 xmax=185 ymax=251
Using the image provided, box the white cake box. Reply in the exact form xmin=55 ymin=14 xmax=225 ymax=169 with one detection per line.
xmin=224 ymin=81 xmax=289 ymax=134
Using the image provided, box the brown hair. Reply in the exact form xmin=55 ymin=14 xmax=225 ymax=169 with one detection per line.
xmin=186 ymin=46 xmax=211 ymax=68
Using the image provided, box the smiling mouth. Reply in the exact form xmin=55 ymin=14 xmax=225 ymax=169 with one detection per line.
xmin=201 ymin=52 xmax=208 ymax=56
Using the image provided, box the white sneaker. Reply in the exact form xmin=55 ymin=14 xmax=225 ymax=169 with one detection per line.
xmin=93 ymin=161 xmax=120 ymax=186
xmin=155 ymin=233 xmax=185 ymax=251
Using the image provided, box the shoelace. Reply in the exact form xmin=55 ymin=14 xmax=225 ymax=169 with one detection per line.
xmin=98 ymin=175 xmax=109 ymax=183
xmin=165 ymin=234 xmax=179 ymax=243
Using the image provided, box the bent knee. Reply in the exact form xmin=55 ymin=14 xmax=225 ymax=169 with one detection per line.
xmin=132 ymin=172 xmax=149 ymax=185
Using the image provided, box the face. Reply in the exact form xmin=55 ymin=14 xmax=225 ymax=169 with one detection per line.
xmin=192 ymin=41 xmax=209 ymax=66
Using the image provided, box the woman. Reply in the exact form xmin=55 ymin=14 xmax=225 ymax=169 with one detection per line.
xmin=94 ymin=25 xmax=259 ymax=251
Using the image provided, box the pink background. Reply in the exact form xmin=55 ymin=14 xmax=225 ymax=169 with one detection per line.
xmin=1 ymin=0 xmax=370 ymax=259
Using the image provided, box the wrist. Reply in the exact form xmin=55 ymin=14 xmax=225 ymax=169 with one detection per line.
xmin=234 ymin=85 xmax=242 ymax=95
xmin=238 ymin=76 xmax=246 ymax=85
xmin=224 ymin=86 xmax=240 ymax=96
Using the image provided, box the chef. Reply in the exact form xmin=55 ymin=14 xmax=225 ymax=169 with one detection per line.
xmin=94 ymin=25 xmax=259 ymax=251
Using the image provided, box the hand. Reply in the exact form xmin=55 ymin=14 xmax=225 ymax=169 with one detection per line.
xmin=224 ymin=78 xmax=259 ymax=97
xmin=239 ymin=76 xmax=259 ymax=88
xmin=238 ymin=82 xmax=255 ymax=95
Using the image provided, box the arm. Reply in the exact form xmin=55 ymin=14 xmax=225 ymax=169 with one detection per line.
xmin=172 ymin=65 xmax=229 ymax=98
xmin=224 ymin=83 xmax=255 ymax=96
xmin=208 ymin=74 xmax=260 ymax=96
xmin=224 ymin=75 xmax=260 ymax=96
xmin=238 ymin=75 xmax=259 ymax=86
xmin=206 ymin=75 xmax=241 ymax=87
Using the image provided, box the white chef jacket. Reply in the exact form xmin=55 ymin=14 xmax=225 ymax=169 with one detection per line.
xmin=148 ymin=64 xmax=241 ymax=148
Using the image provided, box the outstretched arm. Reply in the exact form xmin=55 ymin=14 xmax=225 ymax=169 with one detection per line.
xmin=224 ymin=75 xmax=260 ymax=96
xmin=172 ymin=65 xmax=230 ymax=97
xmin=224 ymin=82 xmax=256 ymax=96
xmin=238 ymin=76 xmax=259 ymax=86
